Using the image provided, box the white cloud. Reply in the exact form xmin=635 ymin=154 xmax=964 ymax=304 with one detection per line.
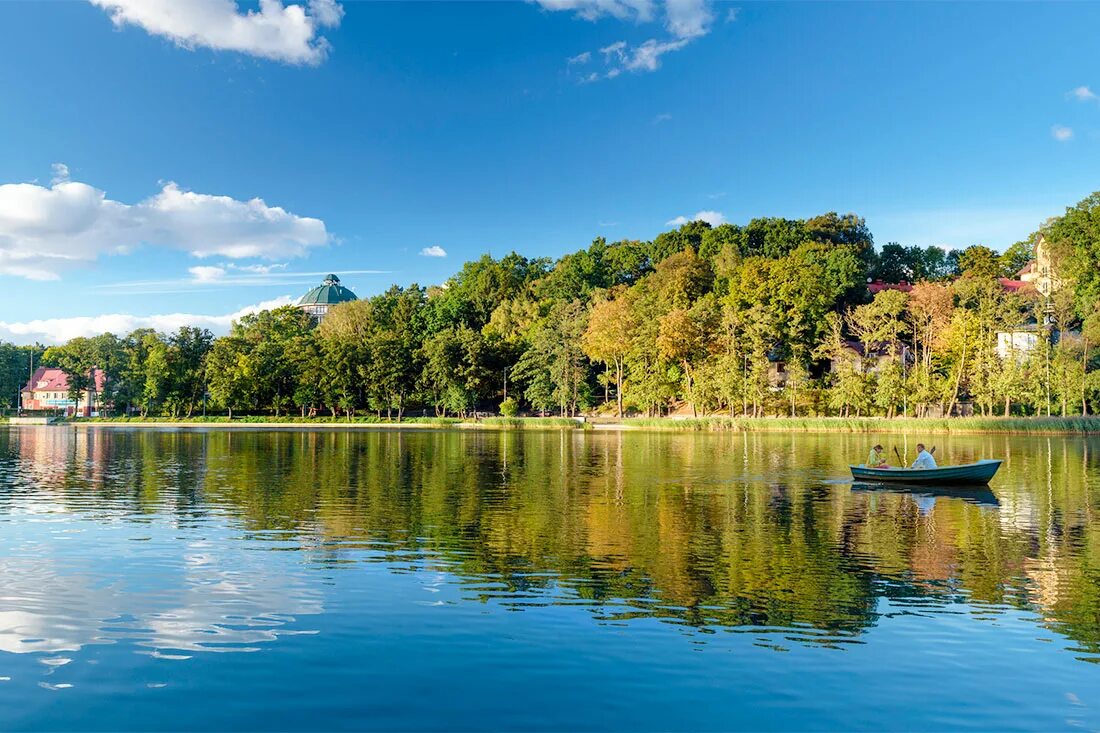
xmin=0 ymin=296 xmax=294 ymax=345
xmin=621 ymin=37 xmax=689 ymax=71
xmin=600 ymin=40 xmax=628 ymax=59
xmin=1052 ymin=125 xmax=1074 ymax=142
xmin=188 ymin=265 xmax=227 ymax=283
xmin=88 ymin=0 xmax=344 ymax=65
xmin=1069 ymin=85 xmax=1098 ymax=102
xmin=726 ymin=7 xmax=740 ymax=22
xmin=666 ymin=209 xmax=726 ymax=227
xmin=0 ymin=170 xmax=329 ymax=281
xmin=548 ymin=0 xmax=714 ymax=80
xmin=652 ymin=112 xmax=672 ymax=124
xmin=664 ymin=0 xmax=712 ymax=39
xmin=534 ymin=0 xmax=656 ymax=23
xmin=419 ymin=245 xmax=448 ymax=258
xmin=567 ymin=51 xmax=592 ymax=65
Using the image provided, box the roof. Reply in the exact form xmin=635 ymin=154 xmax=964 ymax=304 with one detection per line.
xmin=24 ymin=366 xmax=106 ymax=393
xmin=297 ymin=274 xmax=358 ymax=307
xmin=868 ymin=280 xmax=913 ymax=294
xmin=1017 ymin=260 xmax=1036 ymax=276
xmin=999 ymin=277 xmax=1032 ymax=293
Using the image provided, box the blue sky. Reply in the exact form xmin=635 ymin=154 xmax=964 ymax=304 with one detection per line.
xmin=1 ymin=0 xmax=1099 ymax=342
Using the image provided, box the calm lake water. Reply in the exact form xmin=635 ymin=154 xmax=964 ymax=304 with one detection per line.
xmin=1 ymin=426 xmax=1099 ymax=731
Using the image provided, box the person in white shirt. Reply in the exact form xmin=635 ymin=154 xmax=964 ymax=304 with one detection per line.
xmin=911 ymin=443 xmax=937 ymax=470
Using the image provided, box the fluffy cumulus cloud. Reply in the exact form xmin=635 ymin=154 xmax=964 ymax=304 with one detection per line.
xmin=666 ymin=210 xmax=725 ymax=227
xmin=88 ymin=0 xmax=344 ymax=65
xmin=0 ymin=170 xmax=328 ymax=281
xmin=1052 ymin=125 xmax=1074 ymax=142
xmin=550 ymin=0 xmax=717 ymax=80
xmin=419 ymin=245 xmax=447 ymax=258
xmin=0 ymin=296 xmax=294 ymax=345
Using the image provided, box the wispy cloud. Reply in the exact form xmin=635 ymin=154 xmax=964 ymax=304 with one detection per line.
xmin=1068 ymin=85 xmax=1099 ymax=103
xmin=226 ymin=262 xmax=290 ymax=275
xmin=1052 ymin=124 xmax=1074 ymax=142
xmin=666 ymin=210 xmax=726 ymax=227
xmin=652 ymin=112 xmax=672 ymax=124
xmin=544 ymin=0 xmax=718 ymax=81
xmin=88 ymin=0 xmax=344 ymax=66
xmin=706 ymin=191 xmax=726 ymax=199
xmin=0 ymin=296 xmax=295 ymax=345
xmin=419 ymin=245 xmax=447 ymax=258
xmin=50 ymin=163 xmax=70 ymax=185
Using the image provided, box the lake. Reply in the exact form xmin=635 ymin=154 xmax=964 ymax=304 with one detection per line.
xmin=1 ymin=426 xmax=1098 ymax=731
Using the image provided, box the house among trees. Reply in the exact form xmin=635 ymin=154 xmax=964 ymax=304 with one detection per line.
xmin=1017 ymin=234 xmax=1062 ymax=298
xmin=996 ymin=324 xmax=1044 ymax=360
xmin=21 ymin=366 xmax=106 ymax=416
xmin=296 ymin=274 xmax=358 ymax=322
xmin=995 ymin=234 xmax=1066 ymax=358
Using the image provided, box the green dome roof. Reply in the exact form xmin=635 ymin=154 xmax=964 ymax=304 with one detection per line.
xmin=298 ymin=274 xmax=358 ymax=306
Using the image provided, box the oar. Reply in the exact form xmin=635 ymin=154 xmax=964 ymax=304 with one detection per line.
xmin=893 ymin=446 xmax=903 ymax=464
xmin=930 ymin=446 xmax=937 ymax=455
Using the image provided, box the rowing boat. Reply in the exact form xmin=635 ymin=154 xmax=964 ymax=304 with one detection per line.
xmin=849 ymin=459 xmax=1002 ymax=486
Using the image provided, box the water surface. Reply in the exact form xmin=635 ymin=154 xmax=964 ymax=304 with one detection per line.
xmin=1 ymin=427 xmax=1098 ymax=730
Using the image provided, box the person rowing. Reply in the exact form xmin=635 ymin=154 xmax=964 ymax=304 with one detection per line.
xmin=866 ymin=444 xmax=889 ymax=468
xmin=910 ymin=443 xmax=938 ymax=470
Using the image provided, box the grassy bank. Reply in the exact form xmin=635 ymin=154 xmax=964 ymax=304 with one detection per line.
xmin=622 ymin=416 xmax=1100 ymax=435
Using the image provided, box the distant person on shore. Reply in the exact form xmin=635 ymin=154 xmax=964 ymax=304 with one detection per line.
xmin=911 ymin=443 xmax=937 ymax=470
xmin=866 ymin=444 xmax=889 ymax=468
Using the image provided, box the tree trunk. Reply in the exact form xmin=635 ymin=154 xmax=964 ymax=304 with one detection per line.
xmin=1082 ymin=338 xmax=1090 ymax=416
xmin=616 ymin=359 xmax=623 ymax=419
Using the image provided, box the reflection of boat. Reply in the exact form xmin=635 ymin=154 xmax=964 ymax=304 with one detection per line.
xmin=850 ymin=482 xmax=999 ymax=507
xmin=849 ymin=459 xmax=1001 ymax=486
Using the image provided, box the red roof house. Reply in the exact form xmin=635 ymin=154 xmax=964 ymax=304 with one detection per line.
xmin=21 ymin=367 xmax=107 ymax=416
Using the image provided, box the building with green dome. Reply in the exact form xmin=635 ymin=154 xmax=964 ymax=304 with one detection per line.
xmin=297 ymin=274 xmax=358 ymax=322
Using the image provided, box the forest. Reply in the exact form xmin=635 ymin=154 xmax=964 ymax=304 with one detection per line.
xmin=4 ymin=191 xmax=1100 ymax=420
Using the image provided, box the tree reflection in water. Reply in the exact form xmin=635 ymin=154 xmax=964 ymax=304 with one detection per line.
xmin=1 ymin=427 xmax=1097 ymax=663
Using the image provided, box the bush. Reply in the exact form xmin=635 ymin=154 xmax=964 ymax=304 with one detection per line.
xmin=499 ymin=398 xmax=519 ymax=417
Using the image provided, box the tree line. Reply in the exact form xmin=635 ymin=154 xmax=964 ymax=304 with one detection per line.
xmin=6 ymin=195 xmax=1100 ymax=419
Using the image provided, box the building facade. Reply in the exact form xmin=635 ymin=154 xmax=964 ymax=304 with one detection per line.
xmin=1017 ymin=234 xmax=1062 ymax=298
xmin=21 ymin=367 xmax=106 ymax=417
xmin=296 ymin=274 xmax=358 ymax=322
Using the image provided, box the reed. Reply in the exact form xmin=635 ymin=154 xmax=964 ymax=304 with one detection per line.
xmin=621 ymin=416 xmax=1100 ymax=434
xmin=476 ymin=417 xmax=581 ymax=429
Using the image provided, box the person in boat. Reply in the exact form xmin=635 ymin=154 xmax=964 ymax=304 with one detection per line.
xmin=910 ymin=443 xmax=937 ymax=470
xmin=866 ymin=444 xmax=889 ymax=468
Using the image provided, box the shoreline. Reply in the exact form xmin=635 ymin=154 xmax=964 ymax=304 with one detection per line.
xmin=11 ymin=415 xmax=1100 ymax=435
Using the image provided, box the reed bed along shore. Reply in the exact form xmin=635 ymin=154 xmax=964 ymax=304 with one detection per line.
xmin=17 ymin=415 xmax=1100 ymax=435
xmin=621 ymin=416 xmax=1100 ymax=435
